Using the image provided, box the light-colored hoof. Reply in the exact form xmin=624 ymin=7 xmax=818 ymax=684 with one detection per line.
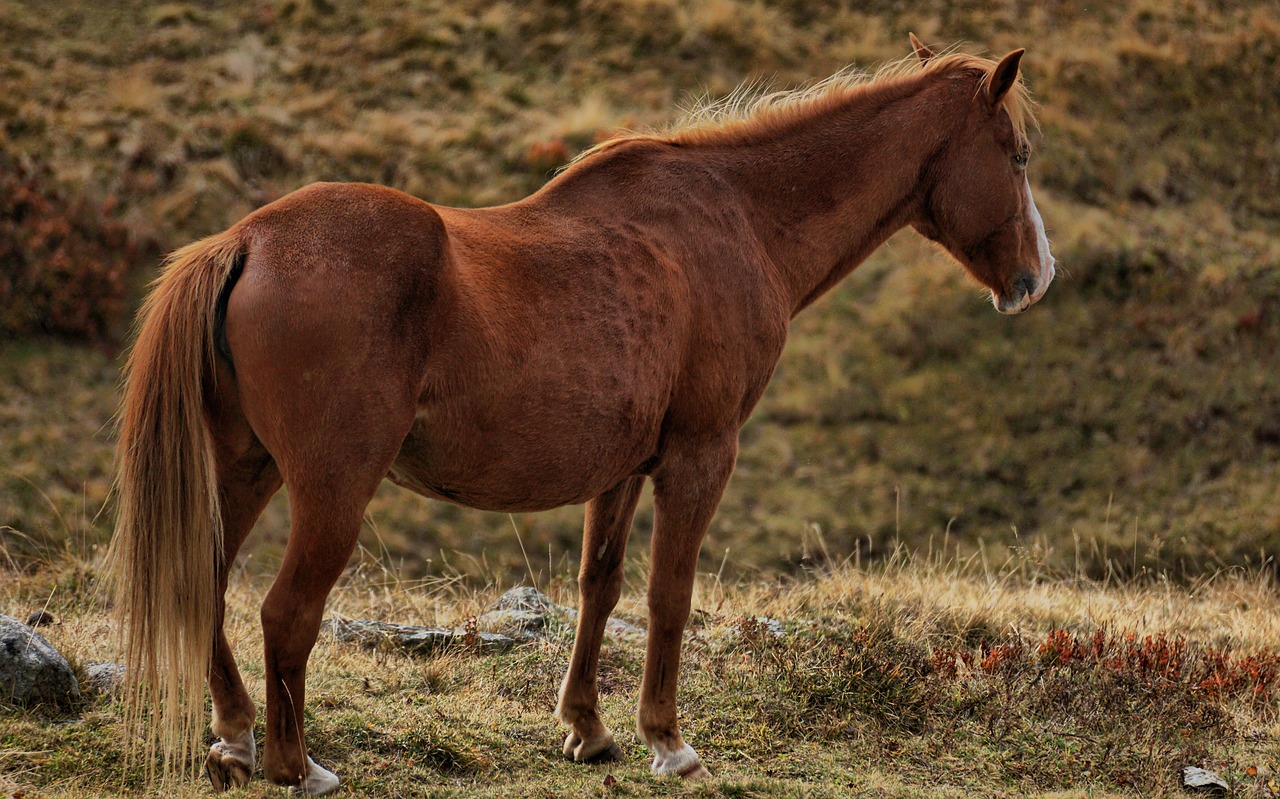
xmin=563 ymin=730 xmax=623 ymax=763
xmin=206 ymin=731 xmax=255 ymax=791
xmin=651 ymin=742 xmax=708 ymax=780
xmin=206 ymin=749 xmax=252 ymax=791
xmin=288 ymin=756 xmax=340 ymax=797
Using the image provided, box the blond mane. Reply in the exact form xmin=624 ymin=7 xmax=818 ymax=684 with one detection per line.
xmin=568 ymin=48 xmax=1038 ymax=168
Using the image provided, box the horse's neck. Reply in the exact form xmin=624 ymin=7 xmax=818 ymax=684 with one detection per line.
xmin=713 ymin=77 xmax=952 ymax=315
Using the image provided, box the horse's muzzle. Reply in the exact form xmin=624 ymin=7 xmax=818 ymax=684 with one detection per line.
xmin=995 ymin=272 xmax=1039 ymax=315
xmin=995 ymin=257 xmax=1056 ymax=315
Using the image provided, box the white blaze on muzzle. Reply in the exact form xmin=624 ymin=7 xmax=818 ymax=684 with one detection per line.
xmin=1023 ymin=176 xmax=1055 ymax=303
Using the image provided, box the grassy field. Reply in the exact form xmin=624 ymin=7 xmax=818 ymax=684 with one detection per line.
xmin=3 ymin=552 xmax=1280 ymax=798
xmin=2 ymin=1 xmax=1279 ymax=795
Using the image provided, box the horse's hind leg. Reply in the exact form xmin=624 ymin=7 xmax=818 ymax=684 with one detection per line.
xmin=257 ymin=460 xmax=395 ymax=794
xmin=205 ymin=395 xmax=283 ymax=791
xmin=556 ymin=476 xmax=645 ymax=763
xmin=219 ymin=219 xmax=435 ymax=791
xmin=242 ymin=370 xmax=416 ymax=793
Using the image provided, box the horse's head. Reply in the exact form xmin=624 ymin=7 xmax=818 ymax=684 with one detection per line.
xmin=908 ymin=36 xmax=1055 ymax=314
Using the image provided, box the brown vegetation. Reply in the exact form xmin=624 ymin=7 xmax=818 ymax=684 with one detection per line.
xmin=0 ymin=150 xmax=142 ymax=341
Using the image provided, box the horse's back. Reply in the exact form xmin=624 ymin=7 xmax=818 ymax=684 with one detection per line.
xmin=240 ymin=181 xmax=451 ymax=276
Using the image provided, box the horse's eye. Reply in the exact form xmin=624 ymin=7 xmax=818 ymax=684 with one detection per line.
xmin=1013 ymin=149 xmax=1030 ymax=168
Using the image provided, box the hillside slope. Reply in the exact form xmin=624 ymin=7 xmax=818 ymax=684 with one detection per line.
xmin=0 ymin=0 xmax=1278 ymax=578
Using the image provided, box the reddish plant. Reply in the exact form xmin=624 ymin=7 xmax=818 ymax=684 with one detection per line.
xmin=931 ymin=646 xmax=979 ymax=677
xmin=0 ymin=151 xmax=141 ymax=340
xmin=979 ymin=641 xmax=1024 ymax=675
xmin=979 ymin=627 xmax=1280 ymax=705
xmin=524 ymin=138 xmax=571 ymax=173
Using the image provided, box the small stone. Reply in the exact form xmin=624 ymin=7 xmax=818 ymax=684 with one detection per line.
xmin=0 ymin=614 xmax=80 ymax=709
xmin=482 ymin=587 xmax=646 ymax=641
xmin=84 ymin=662 xmax=127 ymax=697
xmin=754 ymin=617 xmax=786 ymax=637
xmin=26 ymin=610 xmax=55 ymax=628
xmin=489 ymin=587 xmax=559 ymax=614
xmin=732 ymin=616 xmax=786 ymax=638
xmin=1183 ymin=766 xmax=1229 ymax=793
xmin=603 ymin=617 xmax=646 ymax=639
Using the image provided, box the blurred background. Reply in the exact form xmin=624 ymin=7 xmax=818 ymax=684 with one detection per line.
xmin=1 ymin=0 xmax=1277 ymax=584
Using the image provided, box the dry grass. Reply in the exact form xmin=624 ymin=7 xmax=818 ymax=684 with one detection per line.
xmin=2 ymin=549 xmax=1279 ymax=798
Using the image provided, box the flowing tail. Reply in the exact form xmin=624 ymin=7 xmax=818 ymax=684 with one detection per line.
xmin=107 ymin=228 xmax=245 ymax=778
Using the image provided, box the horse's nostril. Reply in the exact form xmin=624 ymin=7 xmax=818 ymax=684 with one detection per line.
xmin=995 ymin=273 xmax=1040 ymax=313
xmin=1016 ymin=273 xmax=1037 ymax=299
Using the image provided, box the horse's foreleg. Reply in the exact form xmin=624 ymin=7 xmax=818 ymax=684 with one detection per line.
xmin=557 ymin=475 xmax=645 ymax=763
xmin=206 ymin=436 xmax=281 ymax=791
xmin=638 ymin=436 xmax=737 ymax=780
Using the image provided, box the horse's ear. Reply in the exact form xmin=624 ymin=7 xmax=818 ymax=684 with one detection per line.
xmin=909 ymin=33 xmax=935 ymax=63
xmin=987 ymin=49 xmax=1025 ymax=105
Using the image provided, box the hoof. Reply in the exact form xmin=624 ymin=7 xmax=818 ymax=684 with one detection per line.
xmin=288 ymin=756 xmax=340 ymax=797
xmin=564 ymin=731 xmax=623 ymax=763
xmin=678 ymin=762 xmax=712 ymax=781
xmin=206 ymin=749 xmax=253 ymax=791
xmin=206 ymin=732 xmax=255 ymax=791
xmin=651 ymin=742 xmax=709 ymax=780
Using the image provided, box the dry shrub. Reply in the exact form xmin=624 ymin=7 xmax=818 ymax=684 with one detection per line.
xmin=934 ymin=628 xmax=1280 ymax=708
xmin=523 ymin=138 xmax=571 ymax=173
xmin=224 ymin=121 xmax=289 ymax=181
xmin=918 ymin=627 xmax=1277 ymax=793
xmin=708 ymin=614 xmax=1274 ymax=793
xmin=0 ymin=151 xmax=142 ymax=341
xmin=714 ymin=618 xmax=939 ymax=737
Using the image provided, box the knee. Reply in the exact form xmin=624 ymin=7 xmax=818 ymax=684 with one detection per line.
xmin=579 ymin=564 xmax=625 ymax=602
xmin=260 ymin=598 xmax=291 ymax=637
xmin=260 ymin=599 xmax=322 ymax=666
xmin=646 ymin=588 xmax=693 ymax=627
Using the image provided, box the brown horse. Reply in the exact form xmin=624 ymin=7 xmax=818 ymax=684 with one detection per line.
xmin=109 ymin=37 xmax=1053 ymax=793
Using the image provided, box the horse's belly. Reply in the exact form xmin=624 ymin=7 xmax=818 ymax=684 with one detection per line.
xmin=387 ymin=394 xmax=662 ymax=512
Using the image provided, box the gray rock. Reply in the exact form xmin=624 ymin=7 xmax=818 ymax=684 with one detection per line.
xmin=0 ymin=614 xmax=80 ymax=709
xmin=489 ymin=586 xmax=560 ymax=614
xmin=1183 ymin=766 xmax=1229 ymax=793
xmin=322 ymin=618 xmax=516 ymax=655
xmin=728 ymin=616 xmax=786 ymax=639
xmin=602 ymin=616 xmax=646 ymax=639
xmin=483 ymin=587 xmax=646 ymax=641
xmin=480 ymin=587 xmax=573 ymax=641
xmin=752 ymin=617 xmax=787 ymax=637
xmin=326 ymin=588 xmax=649 ymax=658
xmin=84 ymin=662 xmax=127 ymax=697
xmin=476 ymin=608 xmax=552 ymax=642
